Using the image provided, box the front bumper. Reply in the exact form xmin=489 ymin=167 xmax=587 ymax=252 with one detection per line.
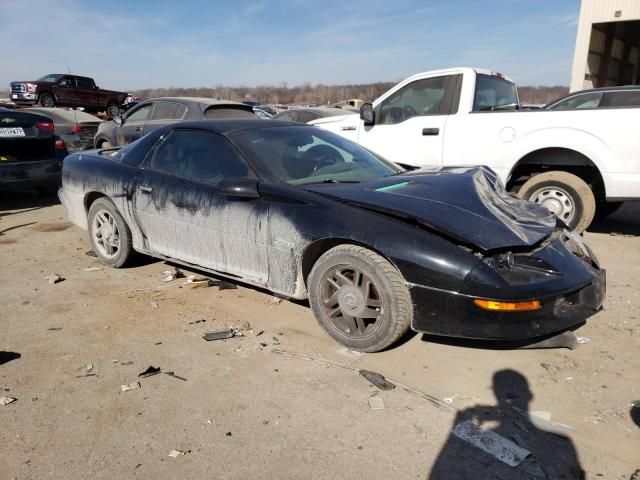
xmin=0 ymin=158 xmax=62 ymax=190
xmin=10 ymin=92 xmax=37 ymax=104
xmin=410 ymin=268 xmax=605 ymax=341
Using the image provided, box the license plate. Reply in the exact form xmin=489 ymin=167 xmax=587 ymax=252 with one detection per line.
xmin=0 ymin=127 xmax=25 ymax=137
xmin=11 ymin=94 xmax=18 ymax=99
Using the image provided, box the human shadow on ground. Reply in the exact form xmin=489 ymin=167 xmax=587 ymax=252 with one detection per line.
xmin=0 ymin=351 xmax=21 ymax=366
xmin=428 ymin=369 xmax=585 ymax=479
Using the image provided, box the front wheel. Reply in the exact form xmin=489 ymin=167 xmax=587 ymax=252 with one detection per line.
xmin=38 ymin=93 xmax=56 ymax=108
xmin=308 ymin=245 xmax=412 ymax=352
xmin=517 ymin=171 xmax=596 ymax=233
xmin=88 ymin=197 xmax=134 ymax=268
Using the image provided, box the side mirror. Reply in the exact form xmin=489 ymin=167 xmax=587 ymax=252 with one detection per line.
xmin=113 ymin=116 xmax=123 ymax=125
xmin=360 ymin=103 xmax=375 ymax=126
xmin=218 ymin=177 xmax=260 ymax=199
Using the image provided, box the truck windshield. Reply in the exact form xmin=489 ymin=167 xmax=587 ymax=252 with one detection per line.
xmin=473 ymin=74 xmax=519 ymax=111
xmin=37 ymin=74 xmax=63 ymax=83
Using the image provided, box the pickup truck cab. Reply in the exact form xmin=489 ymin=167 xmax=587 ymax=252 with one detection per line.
xmin=10 ymin=74 xmax=127 ymax=118
xmin=314 ymin=67 xmax=640 ymax=232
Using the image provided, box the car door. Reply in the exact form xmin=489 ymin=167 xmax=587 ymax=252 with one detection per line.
xmin=75 ymin=76 xmax=98 ymax=109
xmin=357 ymin=74 xmax=461 ymax=167
xmin=54 ymin=75 xmax=76 ymax=106
xmin=142 ymin=101 xmax=187 ymax=136
xmin=131 ymin=128 xmax=269 ymax=284
xmin=116 ymin=103 xmax=154 ymax=146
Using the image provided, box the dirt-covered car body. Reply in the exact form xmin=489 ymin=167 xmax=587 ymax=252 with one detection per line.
xmin=59 ymin=120 xmax=605 ymax=343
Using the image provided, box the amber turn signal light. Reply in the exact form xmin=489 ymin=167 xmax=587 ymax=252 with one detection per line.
xmin=473 ymin=299 xmax=541 ymax=311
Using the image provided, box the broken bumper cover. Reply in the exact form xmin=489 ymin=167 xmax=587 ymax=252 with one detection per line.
xmin=409 ymin=269 xmax=606 ymax=341
xmin=0 ymin=158 xmax=62 ymax=189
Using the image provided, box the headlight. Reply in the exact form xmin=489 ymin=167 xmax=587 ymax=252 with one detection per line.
xmin=26 ymin=83 xmax=37 ymax=92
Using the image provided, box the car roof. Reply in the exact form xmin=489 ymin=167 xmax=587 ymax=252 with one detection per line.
xmin=25 ymin=107 xmax=102 ymax=123
xmin=546 ymin=85 xmax=640 ymax=107
xmin=165 ymin=119 xmax=305 ymax=134
xmin=142 ymin=97 xmax=249 ymax=107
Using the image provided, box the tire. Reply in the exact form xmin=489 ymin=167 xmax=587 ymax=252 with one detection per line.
xmin=517 ymin=171 xmax=596 ymax=233
xmin=87 ymin=197 xmax=134 ymax=268
xmin=596 ymin=201 xmax=624 ymax=218
xmin=308 ymin=244 xmax=412 ymax=352
xmin=38 ymin=93 xmax=56 ymax=108
xmin=106 ymin=102 xmax=120 ymax=118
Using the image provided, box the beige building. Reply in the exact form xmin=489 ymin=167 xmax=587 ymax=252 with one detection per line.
xmin=570 ymin=0 xmax=640 ymax=91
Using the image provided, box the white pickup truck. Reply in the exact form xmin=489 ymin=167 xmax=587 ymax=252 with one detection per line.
xmin=313 ymin=67 xmax=640 ymax=232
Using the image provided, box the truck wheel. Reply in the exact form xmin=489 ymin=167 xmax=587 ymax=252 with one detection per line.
xmin=87 ymin=198 xmax=134 ymax=268
xmin=308 ymin=244 xmax=412 ymax=352
xmin=518 ymin=171 xmax=596 ymax=233
xmin=596 ymin=201 xmax=624 ymax=218
xmin=38 ymin=93 xmax=56 ymax=108
xmin=106 ymin=102 xmax=120 ymax=118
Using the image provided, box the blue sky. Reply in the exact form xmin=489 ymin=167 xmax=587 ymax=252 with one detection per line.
xmin=0 ymin=0 xmax=580 ymax=90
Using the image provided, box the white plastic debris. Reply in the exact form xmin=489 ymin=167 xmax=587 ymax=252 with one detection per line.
xmin=168 ymin=449 xmax=185 ymax=458
xmin=576 ymin=336 xmax=590 ymax=344
xmin=337 ymin=347 xmax=366 ymax=359
xmin=120 ymin=382 xmax=141 ymax=392
xmin=368 ymin=396 xmax=386 ymax=410
xmin=0 ymin=396 xmax=17 ymax=405
xmin=150 ymin=301 xmax=159 ymax=308
xmin=84 ymin=266 xmax=104 ymax=272
xmin=45 ymin=274 xmax=64 ymax=284
xmin=86 ymin=363 xmax=93 ymax=372
xmin=453 ymin=420 xmax=531 ymax=467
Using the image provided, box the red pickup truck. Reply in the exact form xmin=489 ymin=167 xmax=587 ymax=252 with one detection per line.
xmin=10 ymin=74 xmax=128 ymax=118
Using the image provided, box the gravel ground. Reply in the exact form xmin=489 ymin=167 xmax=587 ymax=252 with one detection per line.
xmin=1 ymin=192 xmax=639 ymax=479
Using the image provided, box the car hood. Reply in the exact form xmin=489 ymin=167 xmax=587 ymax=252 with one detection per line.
xmin=304 ymin=166 xmax=557 ymax=252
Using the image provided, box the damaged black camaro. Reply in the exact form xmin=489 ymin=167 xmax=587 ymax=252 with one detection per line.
xmin=59 ymin=120 xmax=605 ymax=352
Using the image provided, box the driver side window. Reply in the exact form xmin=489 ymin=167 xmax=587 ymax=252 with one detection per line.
xmin=126 ymin=104 xmax=153 ymax=123
xmin=378 ymin=75 xmax=452 ymax=125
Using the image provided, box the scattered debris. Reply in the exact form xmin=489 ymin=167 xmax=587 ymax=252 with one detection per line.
xmin=360 ymin=369 xmax=396 ymax=391
xmin=164 ymin=371 xmax=187 ymax=381
xmin=159 ymin=268 xmax=183 ymax=282
xmin=256 ymin=330 xmax=264 ymax=337
xmin=453 ymin=420 xmax=531 ymax=467
xmin=189 ymin=319 xmax=207 ymax=325
xmin=120 ymin=361 xmax=134 ymax=366
xmin=337 ymin=347 xmax=366 ymax=359
xmin=168 ymin=449 xmax=185 ymax=458
xmin=576 ymin=336 xmax=591 ymax=344
xmin=45 ymin=274 xmax=64 ymax=285
xmin=513 ymin=407 xmax=574 ymax=436
xmin=202 ymin=329 xmax=235 ymax=341
xmin=213 ymin=280 xmax=237 ymax=290
xmin=83 ymin=266 xmax=104 ymax=272
xmin=225 ymin=431 xmax=232 ymax=436
xmin=47 ymin=327 xmax=62 ymax=331
xmin=444 ymin=395 xmax=458 ymax=404
xmin=150 ymin=301 xmax=159 ymax=309
xmin=85 ymin=250 xmax=97 ymax=257
xmin=271 ymin=296 xmax=282 ymax=304
xmin=368 ymin=396 xmax=386 ymax=410
xmin=76 ymin=373 xmax=97 ymax=378
xmin=186 ymin=274 xmax=213 ymax=288
xmin=241 ymin=321 xmax=251 ymax=330
xmin=630 ymin=469 xmax=640 ymax=480
xmin=86 ymin=363 xmax=93 ymax=372
xmin=0 ymin=396 xmax=17 ymax=405
xmin=138 ymin=366 xmax=161 ymax=378
xmin=120 ymin=382 xmax=141 ymax=392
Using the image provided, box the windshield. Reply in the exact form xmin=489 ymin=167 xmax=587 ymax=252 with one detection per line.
xmin=473 ymin=74 xmax=519 ymax=111
xmin=37 ymin=74 xmax=63 ymax=83
xmin=230 ymin=126 xmax=401 ymax=185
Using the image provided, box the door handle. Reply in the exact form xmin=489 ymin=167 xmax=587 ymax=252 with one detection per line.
xmin=138 ymin=185 xmax=153 ymax=193
xmin=422 ymin=128 xmax=439 ymax=136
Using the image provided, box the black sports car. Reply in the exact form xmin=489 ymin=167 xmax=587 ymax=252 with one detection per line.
xmin=59 ymin=120 xmax=605 ymax=352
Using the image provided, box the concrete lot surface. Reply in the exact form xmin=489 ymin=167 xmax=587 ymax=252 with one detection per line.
xmin=1 ymin=193 xmax=639 ymax=479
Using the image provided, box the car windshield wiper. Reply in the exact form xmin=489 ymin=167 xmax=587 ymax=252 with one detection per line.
xmin=298 ymin=179 xmax=361 ymax=185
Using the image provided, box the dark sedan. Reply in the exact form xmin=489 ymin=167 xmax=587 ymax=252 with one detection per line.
xmin=60 ymin=120 xmax=605 ymax=352
xmin=1 ymin=108 xmax=67 ymax=194
xmin=272 ymin=106 xmax=354 ymax=123
xmin=94 ymin=97 xmax=255 ymax=148
xmin=26 ymin=107 xmax=102 ymax=152
xmin=545 ymin=85 xmax=640 ymax=110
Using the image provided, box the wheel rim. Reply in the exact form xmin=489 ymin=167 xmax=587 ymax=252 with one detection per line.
xmin=41 ymin=95 xmax=54 ymax=107
xmin=92 ymin=209 xmax=120 ymax=259
xmin=319 ymin=265 xmax=384 ymax=339
xmin=107 ymin=105 xmax=119 ymax=117
xmin=529 ymin=186 xmax=576 ymax=224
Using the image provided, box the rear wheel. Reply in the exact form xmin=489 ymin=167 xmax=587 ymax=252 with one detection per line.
xmin=518 ymin=171 xmax=596 ymax=233
xmin=88 ymin=198 xmax=134 ymax=268
xmin=308 ymin=245 xmax=412 ymax=352
xmin=38 ymin=93 xmax=56 ymax=108
xmin=106 ymin=102 xmax=120 ymax=118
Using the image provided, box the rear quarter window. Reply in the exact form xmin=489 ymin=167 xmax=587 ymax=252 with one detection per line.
xmin=204 ymin=107 xmax=255 ymax=119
